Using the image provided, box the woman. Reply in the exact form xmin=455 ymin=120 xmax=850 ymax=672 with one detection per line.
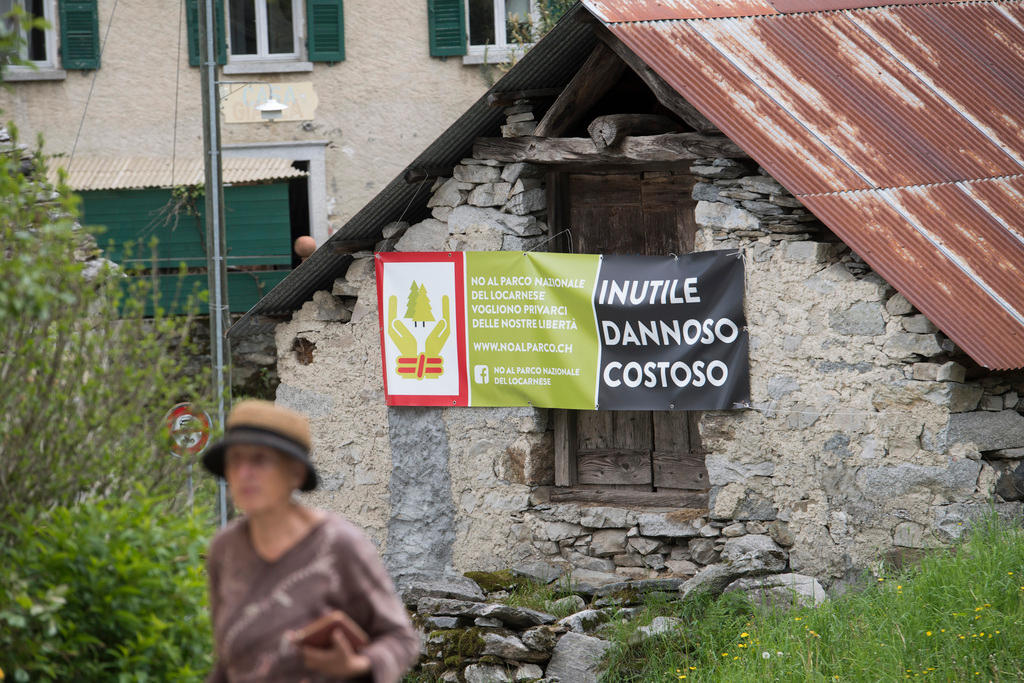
xmin=201 ymin=400 xmax=419 ymax=682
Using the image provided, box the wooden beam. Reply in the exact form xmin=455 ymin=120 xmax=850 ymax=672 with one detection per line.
xmin=595 ymin=25 xmax=718 ymax=135
xmin=473 ymin=133 xmax=744 ymax=165
xmin=587 ymin=114 xmax=685 ymax=149
xmin=486 ymin=88 xmax=561 ymax=108
xmin=546 ymin=487 xmax=708 ymax=508
xmin=534 ymin=43 xmax=625 ymax=138
xmin=553 ymin=410 xmax=577 ymax=487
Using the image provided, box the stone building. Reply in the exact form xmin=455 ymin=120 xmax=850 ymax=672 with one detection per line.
xmin=231 ymin=0 xmax=1024 ymax=592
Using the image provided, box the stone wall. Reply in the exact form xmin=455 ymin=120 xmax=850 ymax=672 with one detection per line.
xmin=272 ymin=105 xmax=1024 ymax=588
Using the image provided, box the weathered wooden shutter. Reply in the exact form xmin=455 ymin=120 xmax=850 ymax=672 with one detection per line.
xmin=428 ymin=0 xmax=466 ymax=57
xmin=59 ymin=0 xmax=100 ymax=70
xmin=186 ymin=0 xmax=227 ymax=67
xmin=306 ymin=0 xmax=344 ymax=62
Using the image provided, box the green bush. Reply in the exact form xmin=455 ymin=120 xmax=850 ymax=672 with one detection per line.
xmin=0 ymin=495 xmax=212 ymax=682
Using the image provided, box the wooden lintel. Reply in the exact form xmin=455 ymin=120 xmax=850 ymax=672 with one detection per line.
xmin=595 ymin=25 xmax=718 ymax=135
xmin=486 ymin=88 xmax=561 ymax=108
xmin=403 ymin=166 xmax=450 ymax=184
xmin=329 ymin=239 xmax=378 ymax=254
xmin=473 ymin=133 xmax=744 ymax=165
xmin=587 ymin=114 xmax=685 ymax=149
xmin=545 ymin=486 xmax=709 ymax=508
xmin=534 ymin=43 xmax=625 ymax=138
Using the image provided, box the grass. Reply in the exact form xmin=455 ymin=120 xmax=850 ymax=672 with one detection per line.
xmin=601 ymin=514 xmax=1024 ymax=682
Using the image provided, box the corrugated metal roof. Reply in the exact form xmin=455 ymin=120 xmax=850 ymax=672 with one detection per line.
xmin=228 ymin=4 xmax=597 ymax=337
xmin=49 ymin=156 xmax=307 ymax=191
xmin=601 ymin=0 xmax=1024 ymax=368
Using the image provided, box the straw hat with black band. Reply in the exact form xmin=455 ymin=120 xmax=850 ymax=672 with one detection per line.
xmin=202 ymin=400 xmax=319 ymax=492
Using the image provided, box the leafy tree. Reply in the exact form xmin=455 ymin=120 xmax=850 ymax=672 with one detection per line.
xmin=0 ymin=126 xmax=198 ymax=511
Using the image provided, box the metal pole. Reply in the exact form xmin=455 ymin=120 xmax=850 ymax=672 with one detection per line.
xmin=199 ymin=0 xmax=231 ymax=527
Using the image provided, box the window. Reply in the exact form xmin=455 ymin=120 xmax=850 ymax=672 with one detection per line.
xmin=187 ymin=0 xmax=343 ymax=72
xmin=464 ymin=0 xmax=532 ymax=63
xmin=0 ymin=0 xmax=59 ymax=78
xmin=228 ymin=0 xmax=299 ymax=62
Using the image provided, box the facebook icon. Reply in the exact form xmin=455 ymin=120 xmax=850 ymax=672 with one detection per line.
xmin=474 ymin=365 xmax=489 ymax=384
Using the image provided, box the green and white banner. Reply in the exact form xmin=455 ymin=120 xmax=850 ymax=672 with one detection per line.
xmin=375 ymin=250 xmax=749 ymax=410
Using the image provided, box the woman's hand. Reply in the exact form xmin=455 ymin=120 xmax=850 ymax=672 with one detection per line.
xmin=301 ymin=629 xmax=372 ymax=679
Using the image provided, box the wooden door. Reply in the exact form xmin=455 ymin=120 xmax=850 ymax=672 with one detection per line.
xmin=557 ymin=169 xmax=708 ymax=495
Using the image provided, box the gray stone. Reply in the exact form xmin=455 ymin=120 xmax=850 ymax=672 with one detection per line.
xmin=511 ymin=178 xmax=543 ymax=196
xmin=502 ymin=121 xmax=537 ymax=137
xmin=680 ymin=564 xmax=742 ymax=599
xmin=735 ymin=491 xmax=777 ymax=521
xmin=430 ymin=206 xmax=453 ymax=222
xmin=446 ymin=226 xmax=505 ymax=252
xmin=746 ymin=521 xmax=767 ymax=535
xmin=637 ymin=616 xmax=685 ymax=639
xmin=428 ymin=178 xmax=468 ymax=208
xmin=401 ymin=575 xmax=485 ymax=606
xmin=416 ymin=598 xmax=556 ymax=628
xmin=742 ymin=199 xmax=786 ymax=215
xmin=724 ymin=573 xmax=827 ymax=608
xmin=627 ymin=536 xmax=661 ymax=555
xmin=980 ymin=394 xmax=1005 ymax=411
xmin=500 ymin=162 xmax=543 ymax=183
xmin=688 ymin=537 xmax=720 ymax=565
xmin=557 ymin=609 xmax=606 ymax=634
xmin=385 ymin=407 xmax=456 ymax=580
xmin=883 ymin=332 xmax=944 ymax=359
xmin=475 ymin=617 xmax=503 ymax=627
xmin=705 ymin=454 xmax=774 ymax=486
xmin=513 ymin=663 xmax=543 ymax=681
xmin=1006 ymin=392 xmax=1019 ymax=409
xmin=786 ymin=241 xmax=836 ymax=262
xmin=579 ymin=506 xmax=634 ymax=529
xmin=613 ymin=552 xmax=644 ymax=567
xmin=946 ymin=410 xmax=1024 ymax=451
xmin=948 ymin=384 xmax=984 ymax=412
xmin=482 ymin=632 xmax=548 ymax=662
xmin=902 ymin=314 xmax=938 ymax=334
xmin=591 ymin=578 xmax=687 ymax=599
xmin=642 ymin=553 xmax=667 ymax=570
xmin=856 ymin=458 xmax=981 ymax=498
xmin=886 ymin=292 xmax=915 ymax=315
xmin=665 ymin=559 xmax=698 ymax=576
xmin=563 ymin=569 xmax=625 ymax=596
xmin=464 ymin=664 xmax=511 ymax=683
xmin=545 ymin=595 xmax=586 ymax=615
xmin=424 ymin=616 xmax=460 ymax=629
xmin=993 ymin=447 xmax=1024 ymax=460
xmin=636 ymin=512 xmax=702 ymax=538
xmin=331 ymin=278 xmax=360 ymax=297
xmin=521 ymin=625 xmax=562 ymax=652
xmin=504 ymin=188 xmax=546 ymax=215
xmin=591 ymin=529 xmax=627 ymax=556
xmin=721 ymin=534 xmax=787 ymax=574
xmin=695 ymin=201 xmax=760 ymax=231
xmin=766 ymin=375 xmax=800 ymax=399
xmin=454 ymin=164 xmax=501 ymax=183
xmin=507 ymin=111 xmax=535 ymax=124
xmin=692 ymin=182 xmax=721 ymax=202
xmin=512 ymin=561 xmax=565 ymax=584
xmin=722 ymin=523 xmax=746 ymax=537
xmin=545 ymin=633 xmax=613 ymax=683
xmin=829 ymin=301 xmax=885 ymax=336
xmin=699 ymin=524 xmax=719 ymax=537
xmin=381 ymin=220 xmax=409 ymax=239
xmin=738 ymin=175 xmax=785 ymax=195
xmin=502 ymin=234 xmax=547 ymax=251
xmin=690 ymin=160 xmax=749 ymax=179
xmin=295 ymin=290 xmax=351 ymax=322
xmin=468 ymin=182 xmax=512 ymax=207
xmin=893 ymin=521 xmax=928 ymax=548
xmin=995 ymin=462 xmax=1024 ymax=501
xmin=449 ymin=204 xmax=542 ymax=237
xmin=534 ymin=520 xmax=583 ymax=541
xmin=911 ymin=362 xmax=941 ymax=381
xmin=344 ymin=256 xmax=375 ymax=283
xmin=394 ymin=218 xmax=449 ymax=252
xmin=768 ymin=521 xmax=795 ymax=547
xmin=932 ymin=502 xmax=1024 ymax=543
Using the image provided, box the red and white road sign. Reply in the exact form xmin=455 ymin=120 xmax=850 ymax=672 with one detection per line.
xmin=163 ymin=403 xmax=212 ymax=457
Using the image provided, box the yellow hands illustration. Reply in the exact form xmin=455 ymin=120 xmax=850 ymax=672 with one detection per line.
xmin=387 ymin=294 xmax=450 ymax=380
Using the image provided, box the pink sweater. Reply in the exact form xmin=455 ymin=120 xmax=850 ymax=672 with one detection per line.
xmin=206 ymin=514 xmax=419 ymax=682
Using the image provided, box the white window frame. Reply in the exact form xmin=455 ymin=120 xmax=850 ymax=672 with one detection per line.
xmin=462 ymin=0 xmax=535 ymax=65
xmin=1 ymin=0 xmax=65 ymax=81
xmin=224 ymin=0 xmax=312 ymax=75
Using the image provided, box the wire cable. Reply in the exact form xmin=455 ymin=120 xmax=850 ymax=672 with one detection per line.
xmin=170 ymin=0 xmax=184 ymax=186
xmin=68 ymin=0 xmax=120 ymax=170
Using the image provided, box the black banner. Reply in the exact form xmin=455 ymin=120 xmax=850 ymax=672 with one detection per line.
xmin=594 ymin=250 xmax=750 ymax=410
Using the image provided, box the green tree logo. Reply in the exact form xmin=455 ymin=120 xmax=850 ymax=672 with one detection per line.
xmin=403 ymin=281 xmax=435 ymax=327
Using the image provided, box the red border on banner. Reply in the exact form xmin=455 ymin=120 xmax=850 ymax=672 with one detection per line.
xmin=375 ymin=252 xmax=468 ymax=407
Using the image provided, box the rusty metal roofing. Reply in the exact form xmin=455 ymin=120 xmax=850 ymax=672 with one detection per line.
xmin=48 ymin=156 xmax=307 ymax=191
xmin=598 ymin=0 xmax=1024 ymax=368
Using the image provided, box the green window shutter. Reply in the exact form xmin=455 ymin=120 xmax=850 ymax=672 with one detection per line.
xmin=306 ymin=0 xmax=344 ymax=62
xmin=428 ymin=0 xmax=465 ymax=57
xmin=59 ymin=0 xmax=100 ymax=70
xmin=186 ymin=0 xmax=227 ymax=67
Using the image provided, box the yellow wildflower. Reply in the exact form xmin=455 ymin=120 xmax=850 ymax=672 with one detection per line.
xmin=926 ymin=631 xmax=932 ymax=636
xmin=741 ymin=632 xmax=749 ymax=638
